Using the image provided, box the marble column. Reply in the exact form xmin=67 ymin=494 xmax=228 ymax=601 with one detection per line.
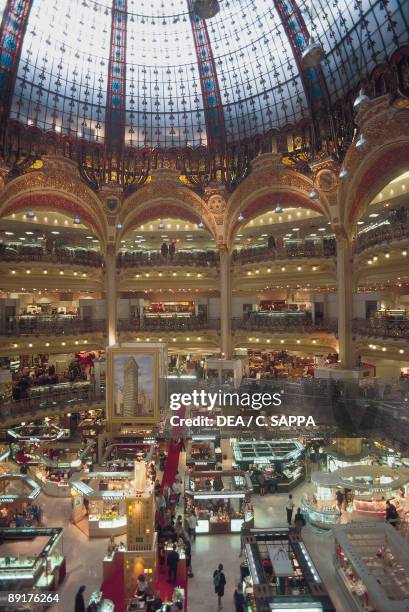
xmin=106 ymin=244 xmax=117 ymax=346
xmin=219 ymin=248 xmax=232 ymax=358
xmin=336 ymin=235 xmax=355 ymax=368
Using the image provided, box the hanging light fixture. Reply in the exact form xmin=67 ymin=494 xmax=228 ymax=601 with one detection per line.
xmin=116 ymin=222 xmax=123 ymax=230
xmin=193 ymin=0 xmax=220 ymax=19
xmin=309 ymin=190 xmax=319 ymax=200
xmin=355 ymin=133 xmax=367 ymax=150
xmin=353 ymin=88 xmax=370 ymax=112
xmin=301 ymin=2 xmax=325 ymax=68
xmin=197 ymin=221 xmax=204 ymax=229
xmin=158 ymin=220 xmax=165 ymax=230
xmin=238 ymin=213 xmax=244 ymax=222
xmin=339 ymin=168 xmax=348 ymax=179
xmin=73 ymin=215 xmax=81 ymax=225
xmin=302 ymin=37 xmax=325 ymax=68
xmin=26 ymin=209 xmax=35 ymax=218
xmin=274 ymin=204 xmax=283 ymax=214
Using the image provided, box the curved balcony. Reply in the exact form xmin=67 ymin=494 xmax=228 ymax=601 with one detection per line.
xmin=0 ymin=316 xmax=106 ymax=337
xmin=353 ymin=318 xmax=409 ymax=339
xmin=0 ymin=243 xmax=103 ymax=267
xmin=0 ymin=384 xmax=104 ymax=425
xmin=232 ymin=315 xmax=338 ymax=334
xmin=118 ymin=316 xmax=220 ymax=332
xmin=232 ymin=240 xmax=336 ymax=265
xmin=354 ymin=217 xmax=409 ymax=254
xmin=118 ymin=250 xmax=219 ymax=268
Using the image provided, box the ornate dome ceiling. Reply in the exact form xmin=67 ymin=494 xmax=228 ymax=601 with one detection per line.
xmin=1 ymin=0 xmax=408 ymax=150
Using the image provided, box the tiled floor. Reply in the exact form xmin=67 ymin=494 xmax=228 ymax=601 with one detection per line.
xmin=40 ymin=451 xmax=352 ymax=611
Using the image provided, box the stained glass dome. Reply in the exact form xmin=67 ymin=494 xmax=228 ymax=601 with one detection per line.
xmin=2 ymin=0 xmax=408 ymax=150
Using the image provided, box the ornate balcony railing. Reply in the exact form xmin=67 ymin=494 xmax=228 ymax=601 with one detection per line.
xmin=0 ymin=383 xmax=104 ymax=423
xmin=354 ymin=215 xmax=409 ymax=254
xmin=353 ymin=318 xmax=409 ymax=339
xmin=118 ymin=250 xmax=219 ymax=268
xmin=232 ymin=240 xmax=336 ymax=265
xmin=0 ymin=243 xmax=103 ymax=267
xmin=118 ymin=316 xmax=220 ymax=332
xmin=232 ymin=315 xmax=338 ymax=334
xmin=0 ymin=317 xmax=106 ymax=336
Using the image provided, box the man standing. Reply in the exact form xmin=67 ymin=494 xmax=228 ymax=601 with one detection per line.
xmin=187 ymin=511 xmax=198 ymax=542
xmin=167 ymin=544 xmax=180 ymax=585
xmin=285 ymin=494 xmax=294 ymax=526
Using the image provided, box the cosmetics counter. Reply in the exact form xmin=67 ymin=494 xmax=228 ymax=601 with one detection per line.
xmin=100 ymin=443 xmax=155 ymax=472
xmin=232 ymin=440 xmax=305 ymax=493
xmin=186 ymin=437 xmax=218 ymax=470
xmin=70 ymin=471 xmax=135 ymax=537
xmin=240 ymin=528 xmax=335 ymax=611
xmin=9 ymin=422 xmax=66 ymax=445
xmin=0 ymin=528 xmax=65 ymax=592
xmin=29 ymin=442 xmax=95 ymax=497
xmin=184 ymin=470 xmax=253 ymax=534
xmin=333 ymin=522 xmax=409 ymax=612
xmin=0 ymin=474 xmax=42 ymax=527
xmin=301 ymin=465 xmax=409 ymax=529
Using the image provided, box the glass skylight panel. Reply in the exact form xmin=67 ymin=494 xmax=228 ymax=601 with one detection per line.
xmin=10 ymin=0 xmax=111 ymax=141
xmin=207 ymin=0 xmax=308 ymax=140
xmin=126 ymin=0 xmax=206 ymax=148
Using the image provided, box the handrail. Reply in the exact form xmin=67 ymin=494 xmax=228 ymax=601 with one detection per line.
xmin=232 ymin=315 xmax=338 ymax=333
xmin=232 ymin=240 xmax=336 ymax=264
xmin=353 ymin=318 xmax=409 ymax=339
xmin=0 ymin=317 xmax=105 ymax=336
xmin=118 ymin=250 xmax=219 ymax=268
xmin=118 ymin=316 xmax=220 ymax=332
xmin=0 ymin=243 xmax=103 ymax=267
xmin=354 ymin=217 xmax=409 ymax=254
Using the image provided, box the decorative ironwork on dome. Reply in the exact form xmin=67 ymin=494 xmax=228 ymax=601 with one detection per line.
xmin=0 ymin=0 xmax=407 ymax=189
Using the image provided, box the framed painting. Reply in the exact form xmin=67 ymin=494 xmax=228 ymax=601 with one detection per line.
xmin=107 ymin=347 xmax=160 ymax=424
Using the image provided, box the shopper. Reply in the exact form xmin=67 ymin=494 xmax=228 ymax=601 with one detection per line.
xmin=258 ymin=472 xmax=266 ymax=496
xmin=213 ymin=563 xmax=226 ymax=610
xmin=187 ymin=511 xmax=198 ymax=542
xmin=293 ymin=507 xmax=306 ymax=535
xmin=285 ymin=494 xmax=294 ymax=525
xmin=74 ymin=585 xmax=86 ymax=612
xmin=233 ymin=583 xmax=246 ymax=612
xmin=167 ymin=544 xmax=179 ymax=585
xmin=185 ymin=539 xmax=194 ymax=577
xmin=161 ymin=241 xmax=168 ymax=259
xmin=172 ymin=478 xmax=182 ymax=505
xmin=169 ymin=240 xmax=176 ymax=260
xmin=386 ymin=500 xmax=399 ymax=528
xmin=336 ymin=489 xmax=344 ymax=513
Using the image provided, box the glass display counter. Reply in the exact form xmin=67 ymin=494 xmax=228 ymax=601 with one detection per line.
xmin=333 ymin=522 xmax=409 ymax=612
xmin=232 ymin=440 xmax=305 ymax=492
xmin=184 ymin=469 xmax=253 ymax=534
xmin=0 ymin=528 xmax=65 ymax=591
xmin=241 ymin=528 xmax=335 ymax=611
xmin=100 ymin=443 xmax=155 ymax=472
xmin=186 ymin=439 xmax=217 ymax=470
xmin=29 ymin=442 xmax=95 ymax=497
xmin=70 ymin=471 xmax=134 ymax=537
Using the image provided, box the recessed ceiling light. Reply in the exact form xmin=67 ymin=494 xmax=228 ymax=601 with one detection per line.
xmin=369 ymin=213 xmax=379 ymax=218
xmin=25 ymin=231 xmax=34 ymax=235
xmin=318 ymin=228 xmax=325 ymax=231
xmin=4 ymin=231 xmax=14 ymax=236
xmin=51 ymin=231 xmax=59 ymax=235
xmin=357 ymin=221 xmax=365 ymax=225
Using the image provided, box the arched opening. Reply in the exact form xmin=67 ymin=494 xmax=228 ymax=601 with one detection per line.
xmin=352 ymin=170 xmax=409 ymax=378
xmin=117 ymin=212 xmax=220 ymax=348
xmin=0 ymin=206 xmax=105 ymax=338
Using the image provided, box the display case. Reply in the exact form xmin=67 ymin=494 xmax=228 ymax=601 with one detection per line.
xmin=232 ymin=440 xmax=305 ymax=492
xmin=333 ymin=522 xmax=409 ymax=612
xmin=241 ymin=528 xmax=335 ymax=611
xmin=100 ymin=443 xmax=155 ymax=472
xmin=29 ymin=442 xmax=95 ymax=497
xmin=184 ymin=470 xmax=253 ymax=534
xmin=186 ymin=438 xmax=217 ymax=470
xmin=0 ymin=528 xmax=65 ymax=591
xmin=70 ymin=471 xmax=134 ymax=537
